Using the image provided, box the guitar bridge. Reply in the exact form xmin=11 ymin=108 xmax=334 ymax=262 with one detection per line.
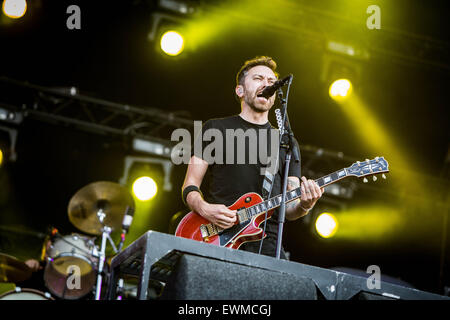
xmin=199 ymin=224 xmax=210 ymax=239
xmin=200 ymin=223 xmax=222 ymax=240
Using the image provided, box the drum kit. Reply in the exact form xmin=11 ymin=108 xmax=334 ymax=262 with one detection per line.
xmin=0 ymin=181 xmax=135 ymax=300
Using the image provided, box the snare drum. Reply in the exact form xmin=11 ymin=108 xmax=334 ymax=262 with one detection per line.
xmin=44 ymin=234 xmax=98 ymax=299
xmin=0 ymin=287 xmax=54 ymax=300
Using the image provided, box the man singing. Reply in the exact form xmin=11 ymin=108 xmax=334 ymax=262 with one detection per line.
xmin=181 ymin=56 xmax=323 ymax=259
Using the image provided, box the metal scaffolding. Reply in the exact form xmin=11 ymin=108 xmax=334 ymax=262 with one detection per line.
xmin=0 ymin=76 xmax=195 ymax=160
xmin=193 ymin=0 xmax=450 ymax=72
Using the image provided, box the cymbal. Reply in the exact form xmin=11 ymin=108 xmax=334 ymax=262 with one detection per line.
xmin=0 ymin=253 xmax=32 ymax=283
xmin=68 ymin=181 xmax=135 ymax=235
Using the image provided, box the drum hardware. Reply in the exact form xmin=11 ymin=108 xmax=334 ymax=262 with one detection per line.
xmin=39 ymin=180 xmax=136 ymax=300
xmin=0 ymin=287 xmax=54 ymax=300
xmin=65 ymin=180 xmax=135 ymax=300
xmin=44 ymin=233 xmax=98 ymax=300
xmin=93 ymin=206 xmax=136 ymax=300
xmin=48 ymin=233 xmax=96 ymax=259
xmin=114 ymin=206 xmax=135 ymax=300
xmin=94 ymin=208 xmax=119 ymax=300
xmin=0 ymin=253 xmax=32 ymax=283
xmin=1 ymin=179 xmax=136 ymax=300
xmin=116 ymin=278 xmax=124 ymax=300
xmin=67 ymin=181 xmax=135 ymax=236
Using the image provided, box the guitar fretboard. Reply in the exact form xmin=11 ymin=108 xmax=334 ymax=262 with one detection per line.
xmin=245 ymin=168 xmax=348 ymax=218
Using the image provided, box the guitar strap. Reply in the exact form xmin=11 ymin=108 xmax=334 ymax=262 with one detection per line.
xmin=261 ymin=109 xmax=283 ymax=201
xmin=258 ymin=111 xmax=283 ymax=255
xmin=261 ymin=165 xmax=277 ymax=201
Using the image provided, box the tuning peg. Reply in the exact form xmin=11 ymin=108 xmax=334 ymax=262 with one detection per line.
xmin=373 ymin=176 xmax=377 ymax=181
xmin=382 ymin=174 xmax=386 ymax=179
xmin=363 ymin=177 xmax=368 ymax=183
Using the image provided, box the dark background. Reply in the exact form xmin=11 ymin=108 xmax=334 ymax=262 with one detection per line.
xmin=0 ymin=0 xmax=449 ymax=295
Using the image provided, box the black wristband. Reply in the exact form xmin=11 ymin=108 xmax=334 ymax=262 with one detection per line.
xmin=182 ymin=185 xmax=203 ymax=206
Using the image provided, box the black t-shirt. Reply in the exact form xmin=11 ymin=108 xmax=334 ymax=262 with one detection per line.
xmin=192 ymin=115 xmax=301 ymax=258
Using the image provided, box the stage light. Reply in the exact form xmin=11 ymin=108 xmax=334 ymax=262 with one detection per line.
xmin=2 ymin=0 xmax=27 ymax=19
xmin=315 ymin=212 xmax=338 ymax=238
xmin=329 ymin=79 xmax=352 ymax=100
xmin=0 ymin=148 xmax=3 ymax=166
xmin=160 ymin=30 xmax=184 ymax=56
xmin=132 ymin=176 xmax=158 ymax=201
xmin=158 ymin=0 xmax=196 ymax=15
xmin=132 ymin=138 xmax=172 ymax=158
xmin=119 ymin=156 xmax=173 ymax=192
xmin=326 ymin=41 xmax=370 ymax=60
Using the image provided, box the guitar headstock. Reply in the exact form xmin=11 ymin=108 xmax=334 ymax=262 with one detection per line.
xmin=346 ymin=156 xmax=389 ymax=182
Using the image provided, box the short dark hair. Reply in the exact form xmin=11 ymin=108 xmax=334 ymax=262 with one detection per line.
xmin=236 ymin=56 xmax=279 ymax=87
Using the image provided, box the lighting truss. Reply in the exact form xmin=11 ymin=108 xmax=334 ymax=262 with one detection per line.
xmin=0 ymin=77 xmax=194 ymax=159
xmin=198 ymin=0 xmax=450 ymax=72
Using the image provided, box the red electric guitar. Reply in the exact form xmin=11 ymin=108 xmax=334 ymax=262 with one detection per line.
xmin=175 ymin=157 xmax=389 ymax=249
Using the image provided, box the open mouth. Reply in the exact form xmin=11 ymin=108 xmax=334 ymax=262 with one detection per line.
xmin=257 ymin=96 xmax=268 ymax=103
xmin=256 ymin=92 xmax=267 ymax=101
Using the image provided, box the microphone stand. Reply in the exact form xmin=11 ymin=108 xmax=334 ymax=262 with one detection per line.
xmin=94 ymin=209 xmax=118 ymax=300
xmin=275 ymin=76 xmax=300 ymax=260
xmin=113 ymin=206 xmax=134 ymax=300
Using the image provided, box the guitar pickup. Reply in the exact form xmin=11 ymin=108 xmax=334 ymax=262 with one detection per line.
xmin=199 ymin=209 xmax=248 ymax=241
xmin=236 ymin=208 xmax=249 ymax=223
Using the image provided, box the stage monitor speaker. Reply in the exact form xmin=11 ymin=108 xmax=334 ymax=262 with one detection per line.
xmin=109 ymin=232 xmax=450 ymax=300
xmin=160 ymin=253 xmax=318 ymax=300
xmin=351 ymin=292 xmax=397 ymax=300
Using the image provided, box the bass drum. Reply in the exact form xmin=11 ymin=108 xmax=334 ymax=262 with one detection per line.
xmin=44 ymin=234 xmax=98 ymax=300
xmin=0 ymin=287 xmax=54 ymax=300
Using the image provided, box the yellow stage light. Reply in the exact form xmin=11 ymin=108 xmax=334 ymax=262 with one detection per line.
xmin=132 ymin=176 xmax=158 ymax=201
xmin=0 ymin=148 xmax=3 ymax=166
xmin=315 ymin=212 xmax=338 ymax=238
xmin=160 ymin=31 xmax=184 ymax=56
xmin=2 ymin=0 xmax=27 ymax=19
xmin=329 ymin=79 xmax=352 ymax=100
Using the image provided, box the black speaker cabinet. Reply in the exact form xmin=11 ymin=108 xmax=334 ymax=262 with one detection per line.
xmin=108 ymin=231 xmax=450 ymax=300
xmin=160 ymin=254 xmax=318 ymax=300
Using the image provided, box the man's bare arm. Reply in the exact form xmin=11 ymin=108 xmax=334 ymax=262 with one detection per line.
xmin=182 ymin=156 xmax=209 ymax=212
xmin=182 ymin=156 xmax=236 ymax=229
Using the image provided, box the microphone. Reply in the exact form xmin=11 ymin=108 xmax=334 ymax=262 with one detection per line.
xmin=118 ymin=206 xmax=134 ymax=252
xmin=121 ymin=206 xmax=135 ymax=234
xmin=257 ymin=74 xmax=293 ymax=99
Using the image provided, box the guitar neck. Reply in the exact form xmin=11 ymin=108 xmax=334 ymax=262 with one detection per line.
xmin=245 ymin=168 xmax=348 ymax=218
